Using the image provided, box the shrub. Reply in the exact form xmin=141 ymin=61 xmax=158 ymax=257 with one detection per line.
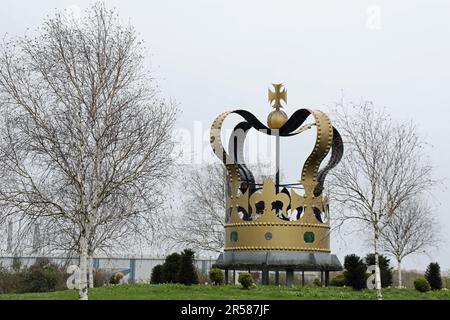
xmin=109 ymin=274 xmax=116 ymax=284
xmin=109 ymin=271 xmax=124 ymax=285
xmin=162 ymin=252 xmax=182 ymax=283
xmin=93 ymin=269 xmax=106 ymax=287
xmin=365 ymin=254 xmax=393 ymax=288
xmin=425 ymin=262 xmax=442 ymax=290
xmin=330 ymin=274 xmax=346 ymax=287
xmin=414 ymin=277 xmax=431 ymax=292
xmin=18 ymin=258 xmax=65 ymax=293
xmin=178 ymin=249 xmax=199 ymax=285
xmin=0 ymin=266 xmax=20 ymax=294
xmin=115 ymin=272 xmax=124 ymax=282
xmin=197 ymin=270 xmax=210 ymax=284
xmin=344 ymin=254 xmax=367 ymax=290
xmin=313 ymin=278 xmax=321 ymax=286
xmin=238 ymin=272 xmax=253 ymax=289
xmin=151 ymin=265 xmax=164 ymax=284
xmin=209 ymin=268 xmax=224 ymax=285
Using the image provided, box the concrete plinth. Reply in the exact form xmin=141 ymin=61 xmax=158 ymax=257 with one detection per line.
xmin=216 ymin=251 xmax=342 ymax=286
xmin=216 ymin=251 xmax=342 ymax=271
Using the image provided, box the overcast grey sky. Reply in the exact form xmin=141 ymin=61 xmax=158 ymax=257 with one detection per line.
xmin=1 ymin=0 xmax=449 ymax=271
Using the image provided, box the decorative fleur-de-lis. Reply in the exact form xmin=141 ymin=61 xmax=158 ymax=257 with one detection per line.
xmin=290 ymin=189 xmax=326 ymax=223
xmin=249 ymin=178 xmax=290 ymax=218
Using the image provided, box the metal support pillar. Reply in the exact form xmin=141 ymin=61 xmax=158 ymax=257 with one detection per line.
xmin=286 ymin=269 xmax=294 ymax=287
xmin=262 ymin=266 xmax=269 ymax=285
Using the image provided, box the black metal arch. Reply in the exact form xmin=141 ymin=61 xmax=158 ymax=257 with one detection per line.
xmin=225 ymin=109 xmax=343 ymax=198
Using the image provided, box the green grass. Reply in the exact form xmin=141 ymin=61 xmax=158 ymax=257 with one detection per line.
xmin=1 ymin=284 xmax=450 ymax=300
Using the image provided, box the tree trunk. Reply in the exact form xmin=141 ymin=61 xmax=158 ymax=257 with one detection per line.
xmin=79 ymin=235 xmax=89 ymax=300
xmin=374 ymin=252 xmax=382 ymax=299
xmin=374 ymin=225 xmax=383 ymax=300
xmin=397 ymin=259 xmax=402 ymax=288
xmin=88 ymin=255 xmax=94 ymax=289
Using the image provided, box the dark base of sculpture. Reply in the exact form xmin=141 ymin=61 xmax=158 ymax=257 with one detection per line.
xmin=215 ymin=251 xmax=342 ymax=286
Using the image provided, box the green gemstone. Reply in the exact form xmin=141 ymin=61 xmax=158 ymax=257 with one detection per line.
xmin=304 ymin=232 xmax=315 ymax=243
xmin=230 ymin=231 xmax=238 ymax=242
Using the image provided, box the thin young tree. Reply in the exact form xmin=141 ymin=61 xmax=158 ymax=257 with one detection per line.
xmin=330 ymin=101 xmax=435 ymax=299
xmin=0 ymin=4 xmax=177 ymax=299
xmin=380 ymin=199 xmax=439 ymax=288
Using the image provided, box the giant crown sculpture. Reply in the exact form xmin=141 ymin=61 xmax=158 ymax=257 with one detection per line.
xmin=210 ymin=84 xmax=343 ymax=254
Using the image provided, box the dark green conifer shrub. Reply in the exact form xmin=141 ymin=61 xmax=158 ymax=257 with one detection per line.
xmin=178 ymin=249 xmax=199 ymax=285
xmin=344 ymin=254 xmax=367 ymax=290
xmin=425 ymin=262 xmax=442 ymax=290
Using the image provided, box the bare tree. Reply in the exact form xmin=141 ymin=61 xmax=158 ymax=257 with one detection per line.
xmin=168 ymin=163 xmax=274 ymax=254
xmin=380 ymin=199 xmax=439 ymax=288
xmin=0 ymin=4 xmax=177 ymax=299
xmin=330 ymin=101 xmax=436 ymax=299
xmin=168 ymin=164 xmax=227 ymax=253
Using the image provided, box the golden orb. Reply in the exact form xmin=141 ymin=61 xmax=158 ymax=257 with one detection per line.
xmin=267 ymin=109 xmax=288 ymax=129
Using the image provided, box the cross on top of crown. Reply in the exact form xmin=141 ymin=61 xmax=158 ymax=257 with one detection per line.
xmin=268 ymin=83 xmax=287 ymax=109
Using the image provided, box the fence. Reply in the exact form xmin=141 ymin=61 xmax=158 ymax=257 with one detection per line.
xmin=0 ymin=255 xmax=217 ymax=283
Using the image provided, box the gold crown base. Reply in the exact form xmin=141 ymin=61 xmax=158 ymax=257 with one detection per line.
xmin=225 ymin=223 xmax=331 ymax=253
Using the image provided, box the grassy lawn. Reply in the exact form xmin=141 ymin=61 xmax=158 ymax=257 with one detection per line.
xmin=0 ymin=284 xmax=449 ymax=300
